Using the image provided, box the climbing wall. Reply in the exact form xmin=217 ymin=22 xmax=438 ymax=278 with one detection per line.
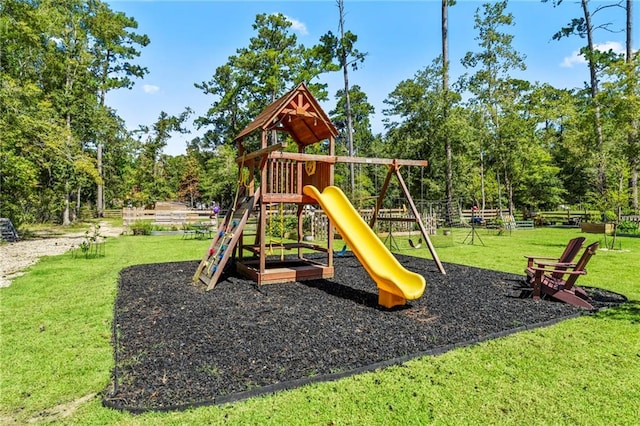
xmin=193 ymin=189 xmax=259 ymax=290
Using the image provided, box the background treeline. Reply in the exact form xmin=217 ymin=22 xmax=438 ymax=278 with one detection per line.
xmin=1 ymin=0 xmax=638 ymax=228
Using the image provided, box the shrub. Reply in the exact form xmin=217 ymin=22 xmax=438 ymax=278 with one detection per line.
xmin=130 ymin=220 xmax=153 ymax=235
xmin=617 ymin=220 xmax=639 ymax=234
xmin=603 ymin=210 xmax=617 ymax=222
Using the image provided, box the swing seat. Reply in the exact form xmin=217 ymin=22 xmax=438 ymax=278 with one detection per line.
xmin=408 ymin=238 xmax=422 ymax=249
xmin=334 ymin=244 xmax=347 ymax=257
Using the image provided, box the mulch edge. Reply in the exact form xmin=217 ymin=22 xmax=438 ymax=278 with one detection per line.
xmin=103 ymin=306 xmax=614 ymax=414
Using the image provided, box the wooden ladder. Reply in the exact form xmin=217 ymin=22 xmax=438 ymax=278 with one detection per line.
xmin=193 ymin=187 xmax=260 ymax=290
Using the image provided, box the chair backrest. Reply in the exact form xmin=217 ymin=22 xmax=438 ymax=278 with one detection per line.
xmin=552 ymin=236 xmax=587 ymax=279
xmin=563 ymin=242 xmax=599 ymax=289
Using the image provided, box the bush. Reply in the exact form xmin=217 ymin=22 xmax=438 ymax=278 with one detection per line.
xmin=603 ymin=210 xmax=617 ymax=222
xmin=486 ymin=217 xmax=504 ymax=228
xmin=617 ymin=220 xmax=639 ymax=234
xmin=130 ymin=220 xmax=153 ymax=235
xmin=76 ymin=223 xmax=106 ymax=258
xmin=151 ymin=224 xmax=179 ymax=232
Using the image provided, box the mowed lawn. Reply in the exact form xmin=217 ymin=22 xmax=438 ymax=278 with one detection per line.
xmin=1 ymin=226 xmax=639 ymax=424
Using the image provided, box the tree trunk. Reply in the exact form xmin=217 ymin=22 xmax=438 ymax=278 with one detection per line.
xmin=632 ymin=166 xmax=639 ymax=214
xmin=97 ymin=141 xmax=104 ymax=217
xmin=442 ymin=0 xmax=454 ymax=226
xmin=76 ymin=185 xmax=81 ymax=220
xmin=97 ymin=60 xmax=109 ymax=218
xmin=504 ymin=168 xmax=514 ymax=217
xmin=63 ymin=180 xmax=71 ymax=226
xmin=626 ymin=0 xmax=638 ymax=213
xmin=64 ymin=104 xmax=73 ymax=226
xmin=496 ymin=167 xmax=502 ymax=214
xmin=338 ymin=0 xmax=356 ymax=198
xmin=582 ymin=0 xmax=607 ymax=194
xmin=480 ymin=151 xmax=486 ymax=212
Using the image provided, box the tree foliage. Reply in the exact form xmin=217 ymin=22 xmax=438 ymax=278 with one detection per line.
xmin=2 ymin=1 xmax=637 ymax=227
xmin=0 ymin=0 xmax=147 ymax=225
xmin=195 ymin=13 xmax=335 ymax=151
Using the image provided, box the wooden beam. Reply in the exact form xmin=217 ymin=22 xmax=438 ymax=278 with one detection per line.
xmin=335 ymin=156 xmax=428 ymax=167
xmin=262 ymin=194 xmax=313 ymax=204
xmin=376 ymin=217 xmax=418 ymax=222
xmin=267 ymin=152 xmax=427 ymax=167
xmin=394 ymin=166 xmax=446 ymax=274
xmin=269 ymin=151 xmax=337 ymax=164
xmin=236 ymin=143 xmax=283 ymax=164
xmin=369 ymin=164 xmax=396 ymax=229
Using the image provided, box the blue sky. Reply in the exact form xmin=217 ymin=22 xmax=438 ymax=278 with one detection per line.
xmin=105 ymin=0 xmax=637 ymax=156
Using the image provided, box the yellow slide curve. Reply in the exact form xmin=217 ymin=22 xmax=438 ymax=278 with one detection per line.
xmin=303 ymin=185 xmax=426 ymax=308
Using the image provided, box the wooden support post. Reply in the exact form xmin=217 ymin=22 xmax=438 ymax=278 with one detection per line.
xmin=394 ymin=166 xmax=446 ymax=274
xmin=369 ymin=164 xmax=396 ymax=230
xmin=260 ymin=141 xmax=268 ymax=276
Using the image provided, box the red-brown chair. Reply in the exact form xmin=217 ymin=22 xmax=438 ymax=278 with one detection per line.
xmin=524 ymin=236 xmax=586 ymax=283
xmin=528 ymin=242 xmax=598 ymax=309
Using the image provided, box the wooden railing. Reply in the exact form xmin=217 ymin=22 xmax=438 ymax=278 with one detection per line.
xmin=267 ymin=158 xmax=299 ymax=194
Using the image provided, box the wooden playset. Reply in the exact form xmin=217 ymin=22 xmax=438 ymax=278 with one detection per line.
xmin=193 ymin=83 xmax=444 ymax=307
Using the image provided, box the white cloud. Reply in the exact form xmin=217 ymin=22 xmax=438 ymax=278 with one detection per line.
xmin=560 ymin=50 xmax=585 ymax=68
xmin=561 ymin=41 xmax=625 ymax=68
xmin=285 ymin=15 xmax=308 ymax=36
xmin=143 ymin=84 xmax=160 ymax=94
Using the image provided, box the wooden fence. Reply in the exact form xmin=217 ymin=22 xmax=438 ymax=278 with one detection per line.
xmin=103 ymin=209 xmax=121 ymax=218
xmin=621 ymin=215 xmax=640 ymax=224
xmin=122 ymin=208 xmax=214 ymax=227
xmin=460 ymin=208 xmax=503 ymax=222
xmin=309 ymin=208 xmax=437 ymax=241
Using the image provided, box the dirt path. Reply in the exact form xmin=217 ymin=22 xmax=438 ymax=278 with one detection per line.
xmin=0 ymin=221 xmax=123 ymax=288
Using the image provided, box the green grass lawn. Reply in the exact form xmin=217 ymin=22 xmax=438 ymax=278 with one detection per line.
xmin=1 ymin=227 xmax=639 ymax=424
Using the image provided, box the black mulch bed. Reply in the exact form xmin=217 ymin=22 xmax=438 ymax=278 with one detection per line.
xmin=104 ymin=253 xmax=627 ymax=412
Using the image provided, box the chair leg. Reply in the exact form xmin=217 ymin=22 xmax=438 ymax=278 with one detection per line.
xmin=547 ymin=289 xmax=594 ymax=309
xmin=533 ymin=270 xmax=542 ymax=301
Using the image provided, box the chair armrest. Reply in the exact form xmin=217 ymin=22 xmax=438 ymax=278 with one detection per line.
xmin=530 ymin=267 xmax=586 ymax=276
xmin=524 ymin=255 xmax=560 ymax=267
xmin=532 ymin=261 xmax=576 ymax=269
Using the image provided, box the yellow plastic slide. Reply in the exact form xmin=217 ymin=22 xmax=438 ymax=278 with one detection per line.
xmin=303 ymin=185 xmax=426 ymax=308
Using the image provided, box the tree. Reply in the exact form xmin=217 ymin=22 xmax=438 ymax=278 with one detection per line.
xmin=195 ymin=64 xmax=251 ymax=149
xmin=383 ymin=60 xmax=475 ymax=206
xmin=86 ymin=0 xmax=149 ymax=216
xmin=0 ymin=1 xmax=47 ymax=224
xmin=600 ymin=53 xmax=640 ymax=214
xmin=330 ymin=85 xmax=375 ymax=154
xmin=317 ymin=1 xmax=367 ymax=197
xmin=42 ymin=0 xmax=99 ymax=225
xmin=461 ymin=0 xmax=526 ymax=215
xmin=543 ymin=0 xmax=625 ymax=195
xmin=625 ymin=0 xmax=638 ymax=213
xmin=199 ymin=145 xmax=240 ymax=209
xmin=195 ymin=13 xmax=334 ymax=151
xmin=442 ymin=0 xmax=457 ymax=224
xmin=1 ymin=0 xmax=144 ymax=225
xmin=177 ymin=156 xmax=202 ymax=208
xmin=129 ymin=110 xmax=191 ymax=206
xmin=330 ymin=85 xmax=375 ymax=198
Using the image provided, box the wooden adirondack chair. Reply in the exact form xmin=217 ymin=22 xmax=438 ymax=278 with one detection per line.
xmin=524 ymin=236 xmax=586 ymax=283
xmin=528 ymin=242 xmax=599 ymax=309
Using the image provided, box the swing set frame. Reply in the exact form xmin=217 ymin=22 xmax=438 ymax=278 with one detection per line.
xmin=367 ymin=160 xmax=444 ymax=273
